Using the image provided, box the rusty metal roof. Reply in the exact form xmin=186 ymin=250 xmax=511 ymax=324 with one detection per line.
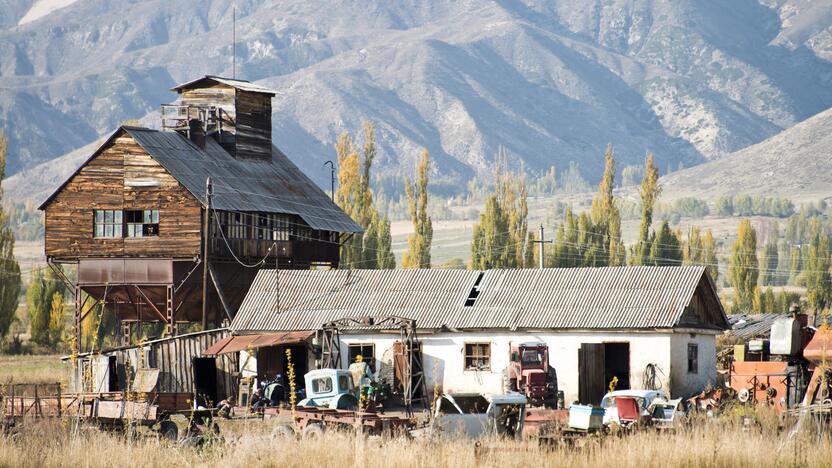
xmin=171 ymin=75 xmax=277 ymax=95
xmin=230 ymin=266 xmax=728 ymax=333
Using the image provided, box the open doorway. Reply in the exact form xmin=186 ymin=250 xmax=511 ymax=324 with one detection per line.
xmin=578 ymin=342 xmax=631 ymax=405
xmin=193 ymin=357 xmax=218 ymax=406
xmin=283 ymin=344 xmax=308 ymax=390
xmin=604 ymin=342 xmax=630 ymax=391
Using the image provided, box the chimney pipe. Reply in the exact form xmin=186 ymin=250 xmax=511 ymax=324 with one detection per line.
xmin=188 ymin=119 xmax=206 ymax=150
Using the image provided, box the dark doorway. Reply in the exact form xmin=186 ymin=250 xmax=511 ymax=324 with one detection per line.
xmin=604 ymin=342 xmax=630 ymax=391
xmin=283 ymin=344 xmax=308 ymax=390
xmin=193 ymin=357 xmax=218 ymax=406
xmin=578 ymin=343 xmax=605 ymax=405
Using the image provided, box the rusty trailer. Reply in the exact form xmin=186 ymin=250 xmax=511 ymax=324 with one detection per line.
xmin=263 ymin=406 xmax=412 ymax=439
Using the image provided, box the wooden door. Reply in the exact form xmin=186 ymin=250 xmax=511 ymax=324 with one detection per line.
xmin=578 ymin=343 xmax=606 ymax=405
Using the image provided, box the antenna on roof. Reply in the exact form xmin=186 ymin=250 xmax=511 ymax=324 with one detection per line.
xmin=232 ymin=6 xmax=236 ymax=79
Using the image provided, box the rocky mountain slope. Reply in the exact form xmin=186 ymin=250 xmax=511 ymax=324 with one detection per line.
xmin=660 ymin=106 xmax=832 ymax=202
xmin=2 ymin=0 xmax=832 ymax=192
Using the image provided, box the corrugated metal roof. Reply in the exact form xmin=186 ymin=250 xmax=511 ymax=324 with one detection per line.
xmin=38 ymin=127 xmax=363 ymax=234
xmin=230 ymin=266 xmax=728 ymax=333
xmin=171 ymin=75 xmax=277 ymax=95
xmin=127 ymin=128 xmax=362 ymax=233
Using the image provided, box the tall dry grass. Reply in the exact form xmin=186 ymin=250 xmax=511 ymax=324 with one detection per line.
xmin=1 ymin=414 xmax=831 ymax=468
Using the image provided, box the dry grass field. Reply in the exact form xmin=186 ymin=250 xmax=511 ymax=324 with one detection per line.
xmin=1 ymin=415 xmax=830 ymax=468
xmin=0 ymin=354 xmax=66 ymax=384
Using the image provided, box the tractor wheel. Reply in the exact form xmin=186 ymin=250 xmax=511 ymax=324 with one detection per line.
xmin=158 ymin=420 xmax=179 ymax=443
xmin=272 ymin=424 xmax=297 ymax=440
xmin=301 ymin=423 xmax=325 ymax=441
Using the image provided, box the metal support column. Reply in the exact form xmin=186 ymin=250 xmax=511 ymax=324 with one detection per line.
xmin=121 ymin=321 xmax=133 ymax=347
xmin=74 ymin=286 xmax=82 ymax=354
xmin=320 ymin=324 xmax=340 ymax=369
xmin=166 ymin=284 xmax=176 ymax=336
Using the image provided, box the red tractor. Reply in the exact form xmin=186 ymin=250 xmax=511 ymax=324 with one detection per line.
xmin=503 ymin=342 xmax=559 ymax=408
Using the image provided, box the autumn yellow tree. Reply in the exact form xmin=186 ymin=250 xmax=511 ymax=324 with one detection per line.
xmin=631 ymin=152 xmax=661 ymax=266
xmin=591 ymin=144 xmax=625 ymax=266
xmin=402 ymin=149 xmax=433 ymax=269
xmin=334 ymin=122 xmax=395 ymax=269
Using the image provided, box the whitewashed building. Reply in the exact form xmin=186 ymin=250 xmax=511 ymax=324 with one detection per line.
xmin=217 ymin=266 xmax=728 ymax=406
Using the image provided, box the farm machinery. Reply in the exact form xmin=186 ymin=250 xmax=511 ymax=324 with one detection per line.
xmin=503 ymin=342 xmax=559 ymax=408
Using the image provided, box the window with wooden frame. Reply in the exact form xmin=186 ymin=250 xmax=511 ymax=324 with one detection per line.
xmin=687 ymin=343 xmax=698 ymax=374
xmin=464 ymin=343 xmax=491 ymax=371
xmin=124 ymin=209 xmax=159 ymax=237
xmin=94 ymin=210 xmax=122 ymax=238
xmin=348 ymin=343 xmax=376 ymax=369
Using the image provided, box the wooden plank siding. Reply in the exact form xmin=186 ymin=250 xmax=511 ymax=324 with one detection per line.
xmin=180 ymin=85 xmax=237 ymax=154
xmin=234 ymin=91 xmax=272 ymax=161
xmin=43 ymin=132 xmax=202 ymax=261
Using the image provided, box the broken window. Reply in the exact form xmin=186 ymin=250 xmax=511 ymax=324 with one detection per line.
xmin=464 ymin=343 xmax=491 ymax=370
xmin=348 ymin=343 xmax=376 ymax=369
xmin=94 ymin=210 xmax=122 ymax=238
xmin=311 ymin=376 xmax=333 ymax=394
xmin=124 ymin=210 xmax=159 ymax=237
xmin=687 ymin=343 xmax=698 ymax=374
xmin=464 ymin=273 xmax=485 ymax=307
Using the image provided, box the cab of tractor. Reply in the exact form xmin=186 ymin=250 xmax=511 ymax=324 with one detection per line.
xmin=297 ymin=369 xmax=359 ymax=410
xmin=505 ymin=342 xmax=558 ymax=407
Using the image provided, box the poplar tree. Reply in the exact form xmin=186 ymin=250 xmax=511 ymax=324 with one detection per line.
xmin=402 ymin=149 xmax=433 ymax=269
xmin=590 ymin=144 xmax=625 ymax=266
xmin=471 ymin=196 xmax=510 ymax=269
xmin=470 ymin=150 xmax=528 ymax=269
xmin=683 ymin=226 xmax=718 ymax=282
xmin=648 ymin=221 xmax=682 ymax=266
xmin=805 ymin=227 xmax=832 ymax=313
xmin=760 ymin=242 xmax=779 ymax=286
xmin=335 ymin=122 xmax=395 ymax=269
xmin=0 ymin=132 xmax=20 ymax=340
xmin=26 ymin=267 xmax=65 ymax=346
xmin=632 ymin=153 xmax=661 ymax=265
xmin=524 ymin=231 xmax=536 ymax=268
xmin=730 ymin=219 xmax=759 ymax=312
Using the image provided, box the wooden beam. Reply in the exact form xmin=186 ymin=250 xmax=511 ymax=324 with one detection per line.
xmin=207 ymin=262 xmax=232 ymax=322
xmin=133 ymin=286 xmax=168 ymax=322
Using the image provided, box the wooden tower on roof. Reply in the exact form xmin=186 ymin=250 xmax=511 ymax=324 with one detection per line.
xmin=40 ymin=76 xmax=362 ymax=351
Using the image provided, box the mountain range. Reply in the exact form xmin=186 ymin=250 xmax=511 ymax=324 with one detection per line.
xmin=2 ymin=0 xmax=832 ymax=196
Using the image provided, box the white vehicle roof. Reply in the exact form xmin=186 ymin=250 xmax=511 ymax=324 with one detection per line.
xmin=603 ymin=389 xmax=666 ymax=399
xmin=484 ymin=393 xmax=528 ymax=404
xmin=305 ymin=368 xmax=351 ymax=378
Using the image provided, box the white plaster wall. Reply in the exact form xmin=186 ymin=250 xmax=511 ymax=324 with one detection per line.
xmin=669 ymin=332 xmax=719 ymax=397
xmin=340 ymin=331 xmax=682 ymax=405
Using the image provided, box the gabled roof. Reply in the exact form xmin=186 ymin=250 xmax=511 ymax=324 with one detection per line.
xmin=230 ymin=266 xmax=729 ymax=333
xmin=171 ymin=75 xmax=277 ymax=96
xmin=39 ymin=127 xmax=362 ymax=234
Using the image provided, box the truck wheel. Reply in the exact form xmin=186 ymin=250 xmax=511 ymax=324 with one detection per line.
xmin=301 ymin=423 xmax=324 ymax=441
xmin=272 ymin=424 xmax=297 ymax=440
xmin=158 ymin=420 xmax=178 ymax=443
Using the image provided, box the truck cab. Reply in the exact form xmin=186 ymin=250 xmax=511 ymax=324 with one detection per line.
xmin=298 ymin=369 xmax=359 ymax=410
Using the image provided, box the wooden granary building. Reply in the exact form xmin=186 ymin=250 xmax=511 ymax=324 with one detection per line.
xmin=39 ymin=76 xmax=362 ymax=351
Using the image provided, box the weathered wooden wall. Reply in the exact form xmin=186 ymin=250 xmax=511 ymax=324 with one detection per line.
xmin=180 ymin=85 xmax=237 ymax=155
xmin=43 ymin=131 xmax=202 ymax=261
xmin=67 ymin=329 xmax=237 ymax=398
xmin=234 ymin=91 xmax=272 ymax=161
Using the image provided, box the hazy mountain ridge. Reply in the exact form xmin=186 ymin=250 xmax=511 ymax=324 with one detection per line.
xmin=1 ymin=0 xmax=831 ymax=191
xmin=660 ymin=106 xmax=832 ymax=202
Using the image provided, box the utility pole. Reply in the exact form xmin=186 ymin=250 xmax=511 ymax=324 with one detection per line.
xmin=533 ymin=224 xmax=553 ymax=270
xmin=201 ymin=177 xmax=213 ymax=330
xmin=323 ymin=160 xmax=336 ymax=202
